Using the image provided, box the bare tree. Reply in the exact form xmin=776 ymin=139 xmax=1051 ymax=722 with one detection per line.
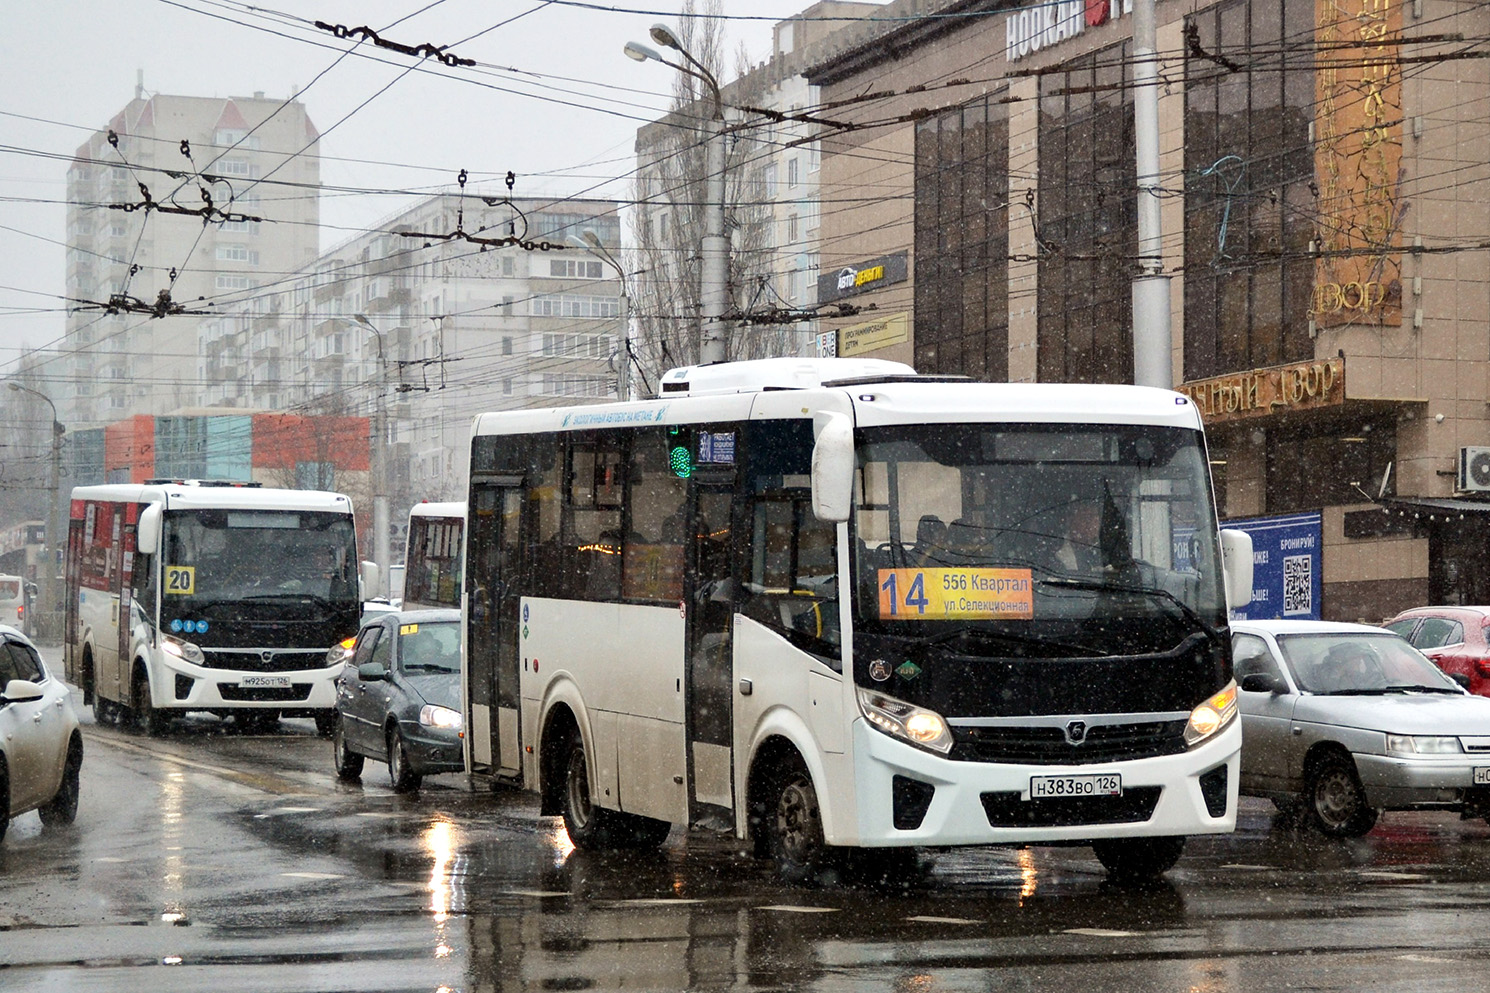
xmin=629 ymin=0 xmax=783 ymax=390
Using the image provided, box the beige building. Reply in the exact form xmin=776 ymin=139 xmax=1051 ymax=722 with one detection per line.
xmin=63 ymin=87 xmax=321 ymax=429
xmin=807 ymin=0 xmax=1490 ymax=618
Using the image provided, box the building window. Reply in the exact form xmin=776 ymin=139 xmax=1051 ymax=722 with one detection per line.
xmin=549 ymin=259 xmax=605 ymax=279
xmin=218 ymin=158 xmax=253 ymax=177
xmin=1183 ymin=0 xmax=1315 ymax=381
xmin=1036 ymin=44 xmax=1135 ymax=385
xmin=502 ymin=336 xmax=513 ymax=355
xmin=532 ymin=295 xmax=620 ymax=318
xmin=216 ymin=243 xmax=259 ymax=265
xmin=913 ymin=90 xmax=1011 ymax=380
xmin=215 ymin=275 xmax=252 ymax=290
xmin=787 ymin=156 xmax=800 ymax=188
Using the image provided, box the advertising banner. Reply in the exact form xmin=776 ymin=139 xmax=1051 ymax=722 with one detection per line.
xmin=1223 ymin=511 xmax=1324 ymax=620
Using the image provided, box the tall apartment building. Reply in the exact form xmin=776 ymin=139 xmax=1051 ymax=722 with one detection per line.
xmin=63 ymin=87 xmax=321 ymax=430
xmin=630 ymin=2 xmax=885 ymax=381
xmin=197 ymin=194 xmax=626 ymax=514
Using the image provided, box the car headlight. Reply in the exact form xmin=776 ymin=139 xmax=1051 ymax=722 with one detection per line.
xmin=1185 ymin=681 xmax=1238 ymax=746
xmin=326 ymin=636 xmax=356 ymax=666
xmin=419 ymin=705 xmax=463 ymax=730
xmin=161 ymin=634 xmax=205 ymax=665
xmin=856 ymin=687 xmax=953 ymax=754
xmin=1386 ymin=734 xmax=1464 ymax=756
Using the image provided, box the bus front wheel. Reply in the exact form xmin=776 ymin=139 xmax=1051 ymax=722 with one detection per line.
xmin=133 ymin=669 xmax=167 ymax=738
xmin=770 ymin=759 xmax=829 ymax=883
xmin=562 ymin=739 xmax=613 ymax=848
xmin=1091 ymin=836 xmax=1186 ymax=880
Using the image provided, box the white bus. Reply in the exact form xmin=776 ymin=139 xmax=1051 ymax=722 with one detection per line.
xmin=64 ymin=481 xmax=365 ymax=735
xmin=402 ymin=501 xmax=465 ymax=611
xmin=461 ymin=358 xmax=1253 ymax=879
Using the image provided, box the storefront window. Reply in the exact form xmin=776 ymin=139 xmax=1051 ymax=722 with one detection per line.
xmin=913 ymin=92 xmax=1010 ymax=380
xmin=1037 ymin=43 xmax=1134 ymax=384
xmin=1183 ymin=0 xmax=1315 ymax=380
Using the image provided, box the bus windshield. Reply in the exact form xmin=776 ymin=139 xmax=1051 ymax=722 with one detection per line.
xmin=852 ymin=423 xmax=1226 ymax=656
xmin=161 ymin=509 xmax=358 ymax=616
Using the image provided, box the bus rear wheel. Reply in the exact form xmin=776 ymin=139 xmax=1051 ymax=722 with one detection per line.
xmin=1091 ymin=836 xmax=1186 ymax=880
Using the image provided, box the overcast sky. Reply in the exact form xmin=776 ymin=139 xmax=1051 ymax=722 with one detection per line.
xmin=0 ymin=0 xmax=844 ymax=371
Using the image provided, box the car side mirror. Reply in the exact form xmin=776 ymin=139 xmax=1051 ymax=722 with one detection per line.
xmin=1450 ymin=672 xmax=1471 ymax=690
xmin=1239 ymin=672 xmax=1285 ymax=695
xmin=1 ymin=678 xmax=44 ymax=704
xmin=357 ymin=662 xmax=388 ymax=682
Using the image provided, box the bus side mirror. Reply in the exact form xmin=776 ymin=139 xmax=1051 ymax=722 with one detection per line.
xmin=811 ymin=411 xmax=855 ymax=523
xmin=1219 ymin=528 xmax=1254 ymax=611
xmin=137 ymin=503 xmax=162 ymax=555
xmin=359 ymin=560 xmax=380 ymax=600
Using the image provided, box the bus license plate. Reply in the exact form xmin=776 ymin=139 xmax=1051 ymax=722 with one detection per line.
xmin=1029 ymin=773 xmax=1122 ymax=799
xmin=240 ymin=675 xmax=291 ymax=689
xmin=1474 ymin=768 xmax=1490 ymax=785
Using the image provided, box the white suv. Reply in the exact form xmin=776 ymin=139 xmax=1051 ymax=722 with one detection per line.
xmin=1 ymin=624 xmax=82 ymax=840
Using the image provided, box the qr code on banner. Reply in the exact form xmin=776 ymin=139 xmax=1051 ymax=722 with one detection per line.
xmin=1283 ymin=554 xmax=1312 ymax=616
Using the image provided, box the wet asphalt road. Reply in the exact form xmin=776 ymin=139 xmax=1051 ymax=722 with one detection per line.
xmin=5 ymin=686 xmax=1490 ymax=991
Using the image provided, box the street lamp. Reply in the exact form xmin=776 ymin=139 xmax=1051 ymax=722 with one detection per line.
xmin=625 ymin=24 xmax=729 ymax=366
xmin=8 ymin=382 xmax=63 ymax=640
xmin=567 ymin=231 xmax=633 ymax=401
xmin=353 ymin=314 xmax=391 ymax=600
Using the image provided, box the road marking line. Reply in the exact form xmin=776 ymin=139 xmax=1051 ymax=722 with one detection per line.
xmin=1358 ymin=871 xmax=1429 ymax=880
xmin=906 ymin=915 xmax=983 ymax=925
xmin=1063 ymin=927 xmax=1139 ymax=937
xmin=282 ymin=872 xmax=344 ymax=880
xmin=600 ymin=899 xmax=705 ymax=906
xmin=758 ymin=905 xmax=838 ymax=913
xmin=505 ymin=890 xmax=570 ymax=898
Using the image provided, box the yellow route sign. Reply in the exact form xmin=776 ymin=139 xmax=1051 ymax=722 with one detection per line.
xmin=877 ymin=568 xmax=1034 ymax=620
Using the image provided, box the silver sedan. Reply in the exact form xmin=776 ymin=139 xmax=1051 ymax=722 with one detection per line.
xmin=1231 ymin=619 xmax=1490 ymax=837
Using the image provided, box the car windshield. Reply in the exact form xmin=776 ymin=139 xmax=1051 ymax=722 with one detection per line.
xmin=852 ymin=422 xmax=1226 ymax=656
xmin=398 ymin=621 xmax=461 ymax=674
xmin=1276 ymin=632 xmax=1462 ymax=694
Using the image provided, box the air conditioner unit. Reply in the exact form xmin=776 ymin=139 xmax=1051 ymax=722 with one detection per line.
xmin=1460 ymin=446 xmax=1490 ymax=492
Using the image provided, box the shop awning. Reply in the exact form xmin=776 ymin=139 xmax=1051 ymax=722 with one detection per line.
xmin=1381 ymin=496 xmax=1490 ymax=518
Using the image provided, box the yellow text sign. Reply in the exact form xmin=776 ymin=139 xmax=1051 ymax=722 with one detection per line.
xmin=164 ymin=565 xmax=195 ymax=595
xmin=877 ymin=568 xmax=1034 ymax=620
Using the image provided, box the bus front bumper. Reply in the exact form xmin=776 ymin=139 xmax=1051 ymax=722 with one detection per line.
xmin=147 ymin=655 xmax=342 ymax=711
xmin=845 ymin=717 xmax=1240 ymax=848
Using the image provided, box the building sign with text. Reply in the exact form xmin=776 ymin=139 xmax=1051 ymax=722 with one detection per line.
xmin=817 ymin=252 xmax=908 ymax=304
xmin=839 ymin=313 xmax=910 ymax=357
xmin=1223 ymin=512 xmax=1323 ymax=621
xmin=1313 ymin=0 xmax=1403 ymax=328
xmin=1178 ymin=357 xmax=1345 ymax=425
xmin=1005 ymin=0 xmax=1131 ymax=62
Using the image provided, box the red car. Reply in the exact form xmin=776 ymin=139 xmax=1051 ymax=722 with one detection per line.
xmin=1384 ymin=606 xmax=1490 ymax=697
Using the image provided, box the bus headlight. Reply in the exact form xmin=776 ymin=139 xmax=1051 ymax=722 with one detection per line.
xmin=161 ymin=634 xmax=206 ymax=665
xmin=326 ymin=636 xmax=356 ymax=666
xmin=857 ymin=687 xmax=953 ymax=754
xmin=1185 ymin=681 xmax=1238 ymax=746
xmin=419 ymin=705 xmax=463 ymax=730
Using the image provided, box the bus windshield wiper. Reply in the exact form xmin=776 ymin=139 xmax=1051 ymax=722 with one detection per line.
xmin=242 ymin=592 xmax=339 ymax=611
xmin=908 ymin=625 xmax=1109 ymax=658
xmin=1037 ymin=577 xmax=1224 ymax=644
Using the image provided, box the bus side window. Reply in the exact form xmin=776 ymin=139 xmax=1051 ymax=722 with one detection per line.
xmin=622 ymin=433 xmax=687 ymax=602
xmin=133 ymin=553 xmax=156 ymax=619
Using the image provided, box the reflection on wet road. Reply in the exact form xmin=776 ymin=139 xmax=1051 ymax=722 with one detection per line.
xmin=3 ymin=709 xmax=1490 ymax=992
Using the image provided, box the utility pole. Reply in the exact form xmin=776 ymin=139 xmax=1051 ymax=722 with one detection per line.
xmin=571 ymin=231 xmax=633 ymax=400
xmin=1131 ymin=0 xmax=1172 ymax=389
xmin=354 ymin=315 xmax=391 ymax=599
xmin=8 ymin=382 xmax=63 ymax=640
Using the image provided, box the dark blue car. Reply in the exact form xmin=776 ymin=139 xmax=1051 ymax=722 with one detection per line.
xmin=331 ymin=609 xmax=463 ymax=792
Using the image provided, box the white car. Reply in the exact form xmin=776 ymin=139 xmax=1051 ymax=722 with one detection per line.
xmin=1 ymin=624 xmax=82 ymax=840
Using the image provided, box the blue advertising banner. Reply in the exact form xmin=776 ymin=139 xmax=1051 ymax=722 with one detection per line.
xmin=1222 ymin=512 xmax=1323 ymax=620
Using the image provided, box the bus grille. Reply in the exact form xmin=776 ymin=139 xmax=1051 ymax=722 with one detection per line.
xmin=949 ymin=720 xmax=1188 ymax=765
xmin=980 ymin=787 xmax=1162 ymax=827
xmin=200 ymin=649 xmax=331 ymax=673
xmin=218 ymin=683 xmax=313 ymax=702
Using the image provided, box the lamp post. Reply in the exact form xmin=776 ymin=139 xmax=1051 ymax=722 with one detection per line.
xmin=353 ymin=314 xmax=391 ymax=599
xmin=626 ymin=24 xmax=729 ymax=366
xmin=8 ymin=382 xmax=63 ymax=640
xmin=568 ymin=231 xmax=632 ymax=400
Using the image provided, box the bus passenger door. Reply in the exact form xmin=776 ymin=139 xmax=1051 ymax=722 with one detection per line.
xmin=686 ymin=485 xmax=735 ymax=826
xmin=468 ymin=481 xmax=525 ymax=782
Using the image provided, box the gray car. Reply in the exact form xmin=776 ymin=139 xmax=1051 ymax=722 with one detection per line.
xmin=330 ymin=609 xmax=464 ymax=792
xmin=1232 ymin=619 xmax=1490 ymax=837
